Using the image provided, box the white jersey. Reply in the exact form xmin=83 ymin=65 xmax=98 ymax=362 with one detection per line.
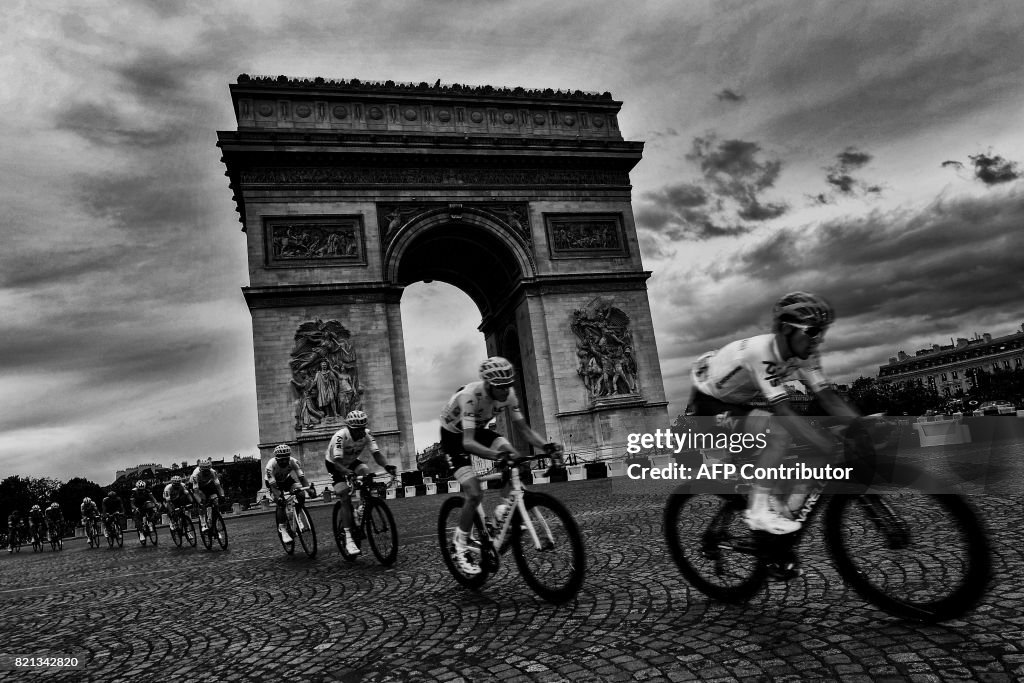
xmin=440 ymin=380 xmax=523 ymax=433
xmin=691 ymin=334 xmax=830 ymax=405
xmin=264 ymin=457 xmax=305 ymax=486
xmin=325 ymin=427 xmax=380 ymax=468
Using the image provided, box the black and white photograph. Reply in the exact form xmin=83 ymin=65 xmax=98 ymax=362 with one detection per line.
xmin=2 ymin=1 xmax=1023 ymax=681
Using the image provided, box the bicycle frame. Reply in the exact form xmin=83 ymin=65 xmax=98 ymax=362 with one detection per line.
xmin=474 ymin=462 xmax=551 ymax=552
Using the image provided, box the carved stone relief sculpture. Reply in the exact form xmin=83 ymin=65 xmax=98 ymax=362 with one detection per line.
xmin=289 ymin=319 xmax=363 ymax=431
xmin=570 ymin=300 xmax=640 ymax=400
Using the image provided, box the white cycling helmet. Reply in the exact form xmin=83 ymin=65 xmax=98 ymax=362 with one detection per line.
xmin=772 ymin=291 xmax=835 ymax=329
xmin=345 ymin=410 xmax=368 ymax=428
xmin=479 ymin=356 xmax=515 ymax=386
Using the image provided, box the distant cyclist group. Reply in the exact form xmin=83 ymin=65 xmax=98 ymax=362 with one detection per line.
xmin=2 ymin=291 xmax=993 ymax=621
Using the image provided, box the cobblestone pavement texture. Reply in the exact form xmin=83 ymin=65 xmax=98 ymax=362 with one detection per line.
xmin=1 ymin=440 xmax=1022 ymax=682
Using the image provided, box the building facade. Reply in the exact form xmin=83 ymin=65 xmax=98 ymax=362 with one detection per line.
xmin=877 ymin=325 xmax=1024 ymax=397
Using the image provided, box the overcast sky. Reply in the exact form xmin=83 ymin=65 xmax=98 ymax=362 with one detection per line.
xmin=3 ymin=1 xmax=1023 ymax=483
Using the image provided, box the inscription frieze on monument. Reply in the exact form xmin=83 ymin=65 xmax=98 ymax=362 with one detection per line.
xmin=571 ymin=299 xmax=640 ymax=402
xmin=263 ymin=215 xmax=366 ymax=267
xmin=289 ymin=319 xmax=364 ymax=432
xmin=377 ymin=202 xmax=531 ymax=251
xmin=240 ymin=167 xmax=629 ymax=188
xmin=546 ymin=213 xmax=628 ymax=259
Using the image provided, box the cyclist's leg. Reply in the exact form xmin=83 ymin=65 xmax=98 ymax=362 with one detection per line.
xmin=269 ymin=482 xmax=286 ymax=526
xmin=743 ymin=409 xmax=802 ymax=534
xmin=328 ymin=461 xmax=356 ymax=527
xmin=194 ymin=489 xmax=209 ymax=529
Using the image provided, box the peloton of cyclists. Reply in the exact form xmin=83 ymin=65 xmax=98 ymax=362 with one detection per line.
xmin=189 ymin=459 xmax=225 ymax=538
xmin=130 ymin=481 xmax=161 ymax=545
xmin=689 ymin=291 xmax=863 ymax=575
xmin=439 ymin=356 xmax=564 ymax=576
xmin=325 ymin=409 xmax=398 ymax=555
xmin=265 ymin=444 xmax=312 ymax=544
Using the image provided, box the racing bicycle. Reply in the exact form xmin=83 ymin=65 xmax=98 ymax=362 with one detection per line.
xmin=438 ymin=453 xmax=585 ymax=604
xmin=47 ymin=524 xmax=63 ymax=551
xmin=31 ymin=526 xmax=44 ymax=553
xmin=139 ymin=508 xmax=159 ymax=546
xmin=277 ymin=486 xmax=316 ymax=558
xmin=333 ymin=472 xmax=399 ymax=566
xmin=104 ymin=515 xmax=124 ymax=549
xmin=85 ymin=517 xmax=102 ymax=549
xmin=168 ymin=506 xmax=197 ymax=549
xmin=196 ymin=495 xmax=228 ymax=551
xmin=664 ymin=418 xmax=992 ymax=622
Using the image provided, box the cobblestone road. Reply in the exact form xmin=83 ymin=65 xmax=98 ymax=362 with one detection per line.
xmin=1 ymin=445 xmax=1022 ymax=682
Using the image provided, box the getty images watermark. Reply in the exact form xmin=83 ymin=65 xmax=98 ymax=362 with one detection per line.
xmin=624 ymin=428 xmax=854 ymax=482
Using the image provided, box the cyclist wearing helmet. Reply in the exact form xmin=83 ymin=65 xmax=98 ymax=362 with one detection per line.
xmin=7 ymin=509 xmax=25 ymax=553
xmin=44 ymin=503 xmax=65 ymax=541
xmin=28 ymin=504 xmax=46 ymax=544
xmin=690 ymin=291 xmax=860 ymax=544
xmin=101 ymin=491 xmax=124 ymax=538
xmin=189 ymin=459 xmax=225 ymax=535
xmin=325 ymin=410 xmax=398 ymax=555
xmin=439 ymin=356 xmax=563 ymax=576
xmin=162 ymin=476 xmax=194 ymax=533
xmin=265 ymin=444 xmax=311 ymax=544
xmin=129 ymin=481 xmax=160 ymax=545
xmin=80 ymin=497 xmax=100 ymax=533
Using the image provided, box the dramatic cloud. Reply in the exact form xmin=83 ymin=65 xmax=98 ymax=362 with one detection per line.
xmin=715 ymin=88 xmax=745 ymax=103
xmin=811 ymin=146 xmax=883 ymax=204
xmin=969 ymin=153 xmax=1020 ymax=185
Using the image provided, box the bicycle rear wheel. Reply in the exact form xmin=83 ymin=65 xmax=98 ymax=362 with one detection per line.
xmin=171 ymin=518 xmax=183 ymax=548
xmin=437 ymin=496 xmax=492 ymax=589
xmin=510 ymin=492 xmax=585 ymax=603
xmin=664 ymin=491 xmax=767 ymax=603
xmin=825 ymin=492 xmax=992 ymax=622
xmin=365 ymin=498 xmax=399 ymax=566
xmin=295 ymin=507 xmax=317 ymax=558
xmin=113 ymin=522 xmax=124 ymax=548
xmin=333 ymin=502 xmax=358 ymax=562
xmin=148 ymin=519 xmax=159 ymax=546
xmin=214 ymin=511 xmax=228 ymax=550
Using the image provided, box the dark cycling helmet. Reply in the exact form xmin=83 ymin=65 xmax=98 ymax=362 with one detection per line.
xmin=479 ymin=356 xmax=515 ymax=386
xmin=346 ymin=410 xmax=368 ymax=428
xmin=772 ymin=291 xmax=835 ymax=329
xmin=273 ymin=444 xmax=292 ymax=461
xmin=106 ymin=490 xmax=117 ymax=498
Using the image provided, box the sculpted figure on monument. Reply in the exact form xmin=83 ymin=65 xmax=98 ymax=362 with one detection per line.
xmin=289 ymin=320 xmax=364 ymax=430
xmin=571 ymin=301 xmax=639 ymax=399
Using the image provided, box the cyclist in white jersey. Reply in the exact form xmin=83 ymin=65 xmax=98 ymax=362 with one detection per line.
xmin=325 ymin=409 xmax=398 ymax=555
xmin=690 ymin=292 xmax=860 ymax=537
xmin=439 ymin=356 xmax=563 ymax=576
xmin=265 ymin=444 xmax=311 ymax=544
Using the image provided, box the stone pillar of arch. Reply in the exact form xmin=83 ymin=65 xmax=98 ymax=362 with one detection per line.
xmin=218 ymin=75 xmax=669 ymax=478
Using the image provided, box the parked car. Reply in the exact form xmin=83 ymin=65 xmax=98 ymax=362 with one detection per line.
xmin=975 ymin=401 xmax=1016 ymax=416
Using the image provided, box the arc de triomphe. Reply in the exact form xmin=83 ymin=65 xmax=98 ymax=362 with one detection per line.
xmin=218 ymin=75 xmax=668 ymax=478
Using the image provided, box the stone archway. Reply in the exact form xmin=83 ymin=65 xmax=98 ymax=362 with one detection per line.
xmin=219 ymin=75 xmax=670 ymax=478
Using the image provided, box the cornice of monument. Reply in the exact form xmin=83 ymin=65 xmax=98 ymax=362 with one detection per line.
xmin=233 ymin=74 xmax=619 ymax=105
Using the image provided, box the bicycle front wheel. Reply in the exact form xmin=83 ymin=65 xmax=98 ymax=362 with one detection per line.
xmin=664 ymin=492 xmax=767 ymax=603
xmin=114 ymin=522 xmax=124 ymax=548
xmin=437 ymin=496 xmax=491 ymax=589
xmin=214 ymin=511 xmax=228 ymax=550
xmin=295 ymin=507 xmax=317 ymax=558
xmin=278 ymin=510 xmax=295 ymax=555
xmin=365 ymin=498 xmax=399 ymax=566
xmin=200 ymin=512 xmax=213 ymax=550
xmin=510 ymin=492 xmax=586 ymax=603
xmin=825 ymin=492 xmax=992 ymax=622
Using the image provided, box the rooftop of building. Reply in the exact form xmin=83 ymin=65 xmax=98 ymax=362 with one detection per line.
xmin=879 ymin=324 xmax=1024 ymax=372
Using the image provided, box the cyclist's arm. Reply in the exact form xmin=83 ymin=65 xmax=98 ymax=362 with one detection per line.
xmin=773 ymin=399 xmax=837 ymax=456
xmin=370 ymin=450 xmax=390 ymax=470
xmin=510 ymin=416 xmax=549 ymax=452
